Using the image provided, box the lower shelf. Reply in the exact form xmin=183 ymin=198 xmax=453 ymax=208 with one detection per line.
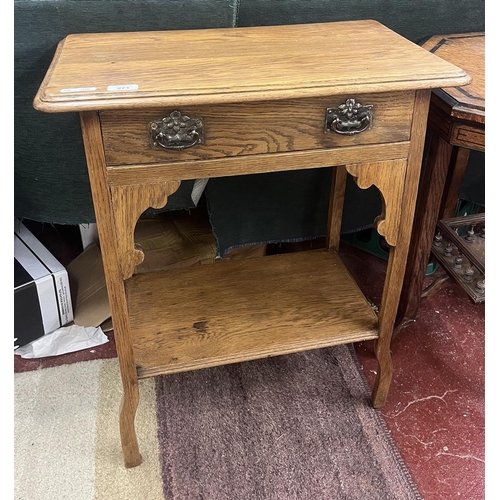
xmin=125 ymin=249 xmax=379 ymax=378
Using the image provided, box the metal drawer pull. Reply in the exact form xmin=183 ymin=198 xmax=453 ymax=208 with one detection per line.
xmin=325 ymin=98 xmax=373 ymax=135
xmin=149 ymin=110 xmax=204 ymax=150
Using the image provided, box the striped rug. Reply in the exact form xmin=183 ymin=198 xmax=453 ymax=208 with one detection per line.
xmin=14 ymin=345 xmax=422 ymax=500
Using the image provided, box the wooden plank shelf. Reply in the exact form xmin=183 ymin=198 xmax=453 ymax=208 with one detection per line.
xmin=126 ymin=249 xmax=379 ymax=379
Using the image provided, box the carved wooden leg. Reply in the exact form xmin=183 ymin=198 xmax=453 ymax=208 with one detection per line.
xmin=344 ymin=91 xmax=430 ymax=407
xmin=119 ymin=372 xmax=141 ymax=468
xmin=80 ymin=112 xmax=141 ymax=467
xmin=373 ymin=90 xmax=430 ymax=406
xmin=372 ymin=243 xmax=405 ymax=408
xmin=345 ymin=158 xmax=407 ymax=408
xmin=80 ymin=111 xmax=143 ymax=467
xmin=108 ymin=181 xmax=182 ymax=465
xmin=79 ymin=112 xmax=183 ymax=467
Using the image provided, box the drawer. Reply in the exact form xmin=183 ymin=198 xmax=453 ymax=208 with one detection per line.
xmin=100 ymin=91 xmax=415 ymax=166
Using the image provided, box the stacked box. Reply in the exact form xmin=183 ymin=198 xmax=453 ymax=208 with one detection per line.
xmin=14 ymin=219 xmax=73 ymax=349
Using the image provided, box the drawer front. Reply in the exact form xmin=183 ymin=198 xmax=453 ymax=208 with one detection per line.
xmin=100 ymin=91 xmax=414 ymax=166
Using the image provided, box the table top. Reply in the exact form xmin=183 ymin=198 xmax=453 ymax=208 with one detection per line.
xmin=34 ymin=20 xmax=469 ymax=113
xmin=422 ymin=32 xmax=484 ymax=124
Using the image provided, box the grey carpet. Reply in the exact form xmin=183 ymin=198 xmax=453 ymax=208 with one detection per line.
xmin=155 ymin=344 xmax=422 ymax=500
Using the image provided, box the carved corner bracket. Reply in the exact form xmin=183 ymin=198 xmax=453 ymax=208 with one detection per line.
xmin=345 ymin=160 xmax=407 ymax=247
xmin=110 ymin=181 xmax=182 ymax=279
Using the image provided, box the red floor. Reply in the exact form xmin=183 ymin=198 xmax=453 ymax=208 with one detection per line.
xmin=14 ymin=237 xmax=485 ymax=499
xmin=343 ymin=246 xmax=485 ymax=500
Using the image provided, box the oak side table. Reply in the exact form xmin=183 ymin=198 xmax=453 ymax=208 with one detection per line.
xmin=397 ymin=32 xmax=484 ymax=332
xmin=33 ymin=21 xmax=468 ymax=467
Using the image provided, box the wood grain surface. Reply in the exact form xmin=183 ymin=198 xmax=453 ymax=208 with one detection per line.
xmin=372 ymin=90 xmax=431 ymax=407
xmin=346 ymin=159 xmax=407 ymax=247
xmin=33 ymin=20 xmax=469 ymax=112
xmin=422 ymin=32 xmax=484 ymax=122
xmin=125 ymin=249 xmax=379 ymax=379
xmin=106 ymin=142 xmax=410 ymax=185
xmin=450 ymin=123 xmax=485 ymax=151
xmin=326 ymin=166 xmax=348 ymax=252
xmin=110 ymin=181 xmax=181 ymax=280
xmin=427 ymin=93 xmax=485 ymax=151
xmin=79 ymin=112 xmax=142 ymax=468
xmin=100 ymin=93 xmax=414 ymax=165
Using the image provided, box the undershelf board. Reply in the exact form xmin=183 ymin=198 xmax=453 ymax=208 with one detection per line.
xmin=125 ymin=249 xmax=379 ymax=378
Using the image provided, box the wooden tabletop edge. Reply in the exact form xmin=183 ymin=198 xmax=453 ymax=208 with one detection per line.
xmin=32 ymin=38 xmax=66 ymax=112
xmin=32 ymin=72 xmax=472 ymax=113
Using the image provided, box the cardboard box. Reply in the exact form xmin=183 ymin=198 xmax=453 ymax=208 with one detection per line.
xmin=66 ymin=243 xmax=110 ymax=329
xmin=14 ymin=220 xmax=74 ymax=349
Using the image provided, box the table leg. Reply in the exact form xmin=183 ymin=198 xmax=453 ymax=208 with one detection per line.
xmin=439 ymin=147 xmax=471 ymax=219
xmin=326 ymin=165 xmax=347 ymax=251
xmin=80 ymin=111 xmax=142 ymax=468
xmin=395 ymin=132 xmax=455 ymax=335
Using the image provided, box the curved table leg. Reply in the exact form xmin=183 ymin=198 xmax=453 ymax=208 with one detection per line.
xmin=80 ymin=111 xmax=144 ymax=467
xmin=119 ymin=375 xmax=142 ymax=468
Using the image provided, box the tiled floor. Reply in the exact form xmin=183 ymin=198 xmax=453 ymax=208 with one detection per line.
xmin=14 ymin=232 xmax=485 ymax=499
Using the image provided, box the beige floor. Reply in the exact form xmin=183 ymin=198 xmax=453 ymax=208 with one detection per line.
xmin=14 ymin=358 xmax=164 ymax=500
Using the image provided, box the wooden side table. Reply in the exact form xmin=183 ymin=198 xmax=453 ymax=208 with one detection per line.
xmin=33 ymin=21 xmax=468 ymax=467
xmin=397 ymin=32 xmax=484 ymax=332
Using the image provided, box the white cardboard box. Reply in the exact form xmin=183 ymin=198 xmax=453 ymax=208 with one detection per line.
xmin=14 ymin=219 xmax=74 ymax=349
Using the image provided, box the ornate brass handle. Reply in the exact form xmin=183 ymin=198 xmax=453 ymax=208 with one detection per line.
xmin=149 ymin=110 xmax=204 ymax=150
xmin=325 ymin=98 xmax=373 ymax=135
